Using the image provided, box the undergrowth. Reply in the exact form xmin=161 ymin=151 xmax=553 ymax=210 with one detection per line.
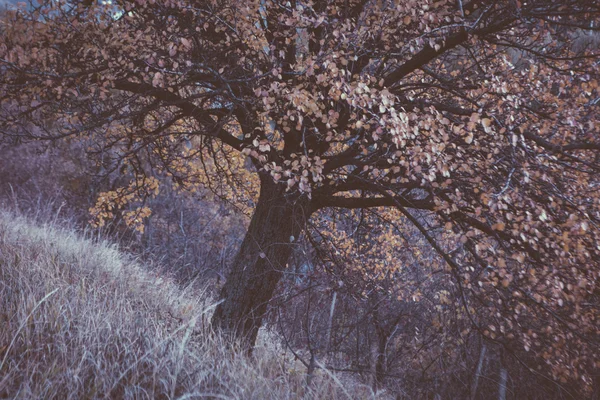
xmin=0 ymin=210 xmax=380 ymax=399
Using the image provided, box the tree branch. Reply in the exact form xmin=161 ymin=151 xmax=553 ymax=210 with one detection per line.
xmin=113 ymin=79 xmax=243 ymax=150
xmin=522 ymin=130 xmax=600 ymax=152
xmin=384 ymin=29 xmax=469 ymax=87
xmin=313 ymin=193 xmax=434 ymax=211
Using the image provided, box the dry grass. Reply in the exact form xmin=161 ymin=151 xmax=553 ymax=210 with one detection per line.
xmin=0 ymin=211 xmax=381 ymax=399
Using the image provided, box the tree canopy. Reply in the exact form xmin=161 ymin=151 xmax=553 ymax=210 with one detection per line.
xmin=1 ymin=0 xmax=599 ymax=391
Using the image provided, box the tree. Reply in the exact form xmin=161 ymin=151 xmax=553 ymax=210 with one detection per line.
xmin=1 ymin=0 xmax=599 ymax=390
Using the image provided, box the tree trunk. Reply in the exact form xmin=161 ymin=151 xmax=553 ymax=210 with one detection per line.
xmin=593 ymin=373 xmax=600 ymax=400
xmin=469 ymin=343 xmax=487 ymax=400
xmin=211 ymin=174 xmax=310 ymax=348
xmin=374 ymin=330 xmax=388 ymax=391
xmin=498 ymin=366 xmax=508 ymax=400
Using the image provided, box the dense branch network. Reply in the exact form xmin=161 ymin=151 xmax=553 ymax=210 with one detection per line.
xmin=1 ymin=0 xmax=599 ymax=390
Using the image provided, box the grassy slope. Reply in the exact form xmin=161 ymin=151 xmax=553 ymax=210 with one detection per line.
xmin=0 ymin=211 xmax=378 ymax=399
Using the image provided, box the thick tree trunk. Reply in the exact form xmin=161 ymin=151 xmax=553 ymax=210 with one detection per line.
xmin=211 ymin=174 xmax=310 ymax=348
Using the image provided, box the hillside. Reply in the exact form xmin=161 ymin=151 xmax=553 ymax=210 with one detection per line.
xmin=0 ymin=211 xmax=378 ymax=399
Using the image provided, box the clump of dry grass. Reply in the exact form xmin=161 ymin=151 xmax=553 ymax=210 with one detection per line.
xmin=0 ymin=211 xmax=380 ymax=399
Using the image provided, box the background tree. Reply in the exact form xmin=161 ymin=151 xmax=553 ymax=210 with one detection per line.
xmin=1 ymin=0 xmax=599 ymax=392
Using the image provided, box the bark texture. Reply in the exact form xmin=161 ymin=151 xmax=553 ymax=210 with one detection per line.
xmin=211 ymin=174 xmax=311 ymax=347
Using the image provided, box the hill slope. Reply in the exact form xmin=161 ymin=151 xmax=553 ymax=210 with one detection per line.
xmin=0 ymin=211 xmax=375 ymax=399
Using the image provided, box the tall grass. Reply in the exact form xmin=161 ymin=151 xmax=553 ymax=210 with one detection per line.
xmin=0 ymin=211 xmax=381 ymax=399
